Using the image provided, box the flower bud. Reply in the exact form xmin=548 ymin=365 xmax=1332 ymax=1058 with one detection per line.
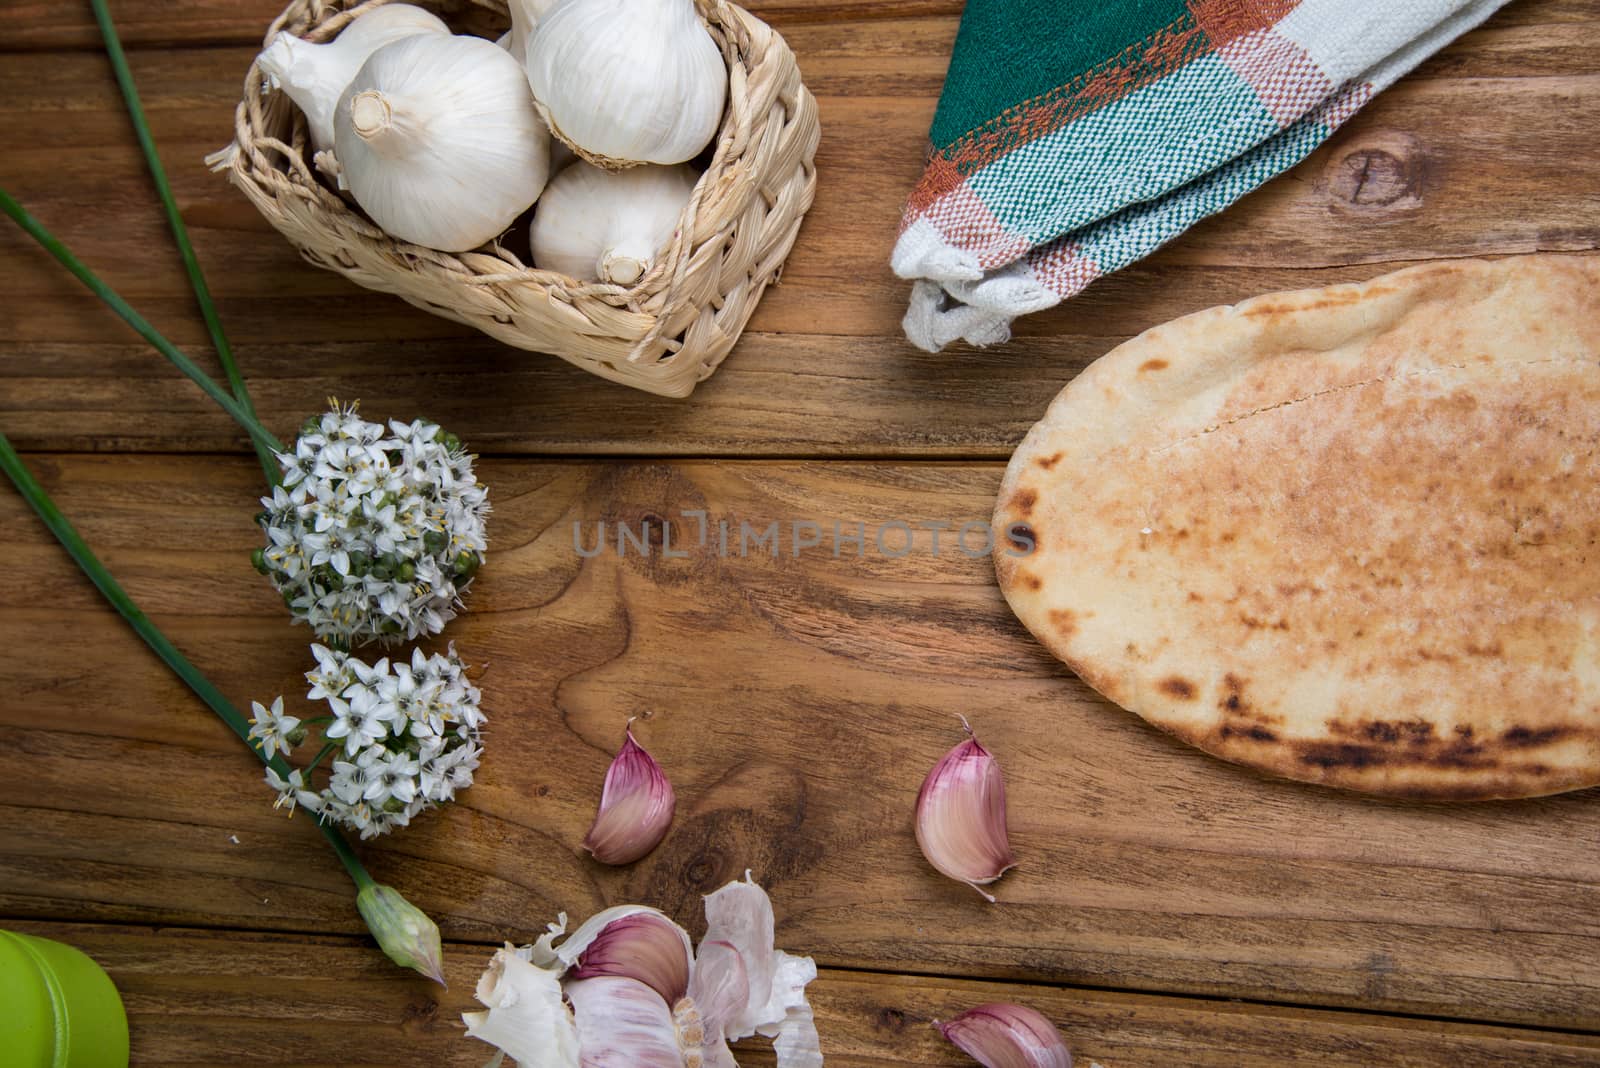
xmin=915 ymin=716 xmax=1016 ymax=902
xmin=936 ymin=1003 xmax=1073 ymax=1068
xmin=355 ymin=882 xmax=446 ymax=985
xmin=583 ymin=722 xmax=675 ymax=865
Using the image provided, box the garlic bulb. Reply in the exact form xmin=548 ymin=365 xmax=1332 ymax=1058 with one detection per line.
xmin=525 ymin=0 xmax=727 ymax=166
xmin=334 ymin=34 xmax=550 ymax=252
xmin=503 ymin=0 xmax=560 ymax=65
xmin=256 ymin=3 xmax=449 ymax=152
xmin=530 ymin=162 xmax=698 ymax=284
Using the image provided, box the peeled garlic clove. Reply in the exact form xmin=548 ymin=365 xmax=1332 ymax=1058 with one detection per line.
xmin=566 ymin=976 xmax=686 ymax=1068
xmin=936 ymin=1003 xmax=1073 ymax=1068
xmin=584 ymin=722 xmax=676 ymax=864
xmin=462 ymin=946 xmax=582 ymax=1066
xmin=569 ymin=909 xmax=692 ymax=1004
xmin=334 ymin=34 xmax=550 ymax=252
xmin=255 ymin=3 xmax=449 ymax=152
xmin=530 ymin=162 xmax=698 ymax=285
xmin=915 ymin=716 xmax=1017 ymax=902
xmin=525 ymin=0 xmax=727 ymax=167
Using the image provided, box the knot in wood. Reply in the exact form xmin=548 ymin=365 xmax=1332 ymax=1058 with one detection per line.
xmin=1324 ymin=133 xmax=1424 ymax=211
xmin=682 ymin=851 xmax=725 ymax=891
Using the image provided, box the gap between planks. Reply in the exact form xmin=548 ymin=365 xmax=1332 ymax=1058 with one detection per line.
xmin=7 ymin=914 xmax=1600 ymax=1042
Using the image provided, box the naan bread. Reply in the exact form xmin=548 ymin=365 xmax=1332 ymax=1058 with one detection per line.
xmin=994 ymin=255 xmax=1600 ymax=800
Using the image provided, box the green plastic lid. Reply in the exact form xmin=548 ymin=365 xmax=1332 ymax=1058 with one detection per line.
xmin=0 ymin=931 xmax=129 ymax=1068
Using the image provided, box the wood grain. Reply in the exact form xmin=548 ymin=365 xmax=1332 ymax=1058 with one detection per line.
xmin=2 ymin=1 xmax=1598 ymax=453
xmin=8 ymin=922 xmax=1600 ymax=1067
xmin=0 ymin=0 xmax=973 ymax=51
xmin=4 ymin=454 xmax=1598 ymax=1032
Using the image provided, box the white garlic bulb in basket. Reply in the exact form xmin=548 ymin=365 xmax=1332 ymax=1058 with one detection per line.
xmin=333 ymin=33 xmax=551 ymax=252
xmin=503 ymin=0 xmax=560 ymax=64
xmin=530 ymin=162 xmax=699 ymax=284
xmin=256 ymin=3 xmax=450 ymax=152
xmin=525 ymin=0 xmax=727 ymax=167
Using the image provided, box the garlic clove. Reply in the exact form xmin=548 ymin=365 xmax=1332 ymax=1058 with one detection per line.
xmin=935 ymin=1003 xmax=1074 ymax=1068
xmin=525 ymin=0 xmax=727 ymax=167
xmin=915 ymin=715 xmax=1017 ymax=902
xmin=334 ymin=33 xmax=550 ymax=252
xmin=462 ymin=946 xmax=582 ymax=1066
xmin=569 ymin=909 xmax=693 ymax=1005
xmin=583 ymin=721 xmax=676 ymax=864
xmin=529 ymin=162 xmax=698 ymax=285
xmin=566 ymin=976 xmax=685 ymax=1068
xmin=533 ymin=904 xmax=694 ymax=977
xmin=255 ymin=3 xmax=449 ymax=152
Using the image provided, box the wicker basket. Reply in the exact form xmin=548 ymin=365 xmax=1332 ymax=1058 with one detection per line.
xmin=213 ymin=0 xmax=819 ymax=397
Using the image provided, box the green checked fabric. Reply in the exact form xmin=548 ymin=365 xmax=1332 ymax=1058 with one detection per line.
xmin=893 ymin=0 xmax=1511 ymax=351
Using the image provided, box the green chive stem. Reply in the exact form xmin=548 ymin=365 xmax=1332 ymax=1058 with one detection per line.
xmin=0 ymin=188 xmax=283 ymax=458
xmin=88 ymin=0 xmax=279 ymax=486
xmin=0 ymin=430 xmax=372 ymax=888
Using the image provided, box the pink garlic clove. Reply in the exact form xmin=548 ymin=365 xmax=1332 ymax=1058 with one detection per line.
xmin=936 ymin=1003 xmax=1073 ymax=1068
xmin=566 ymin=976 xmax=684 ymax=1068
xmin=584 ymin=720 xmax=676 ymax=865
xmin=914 ymin=715 xmax=1017 ymax=902
xmin=570 ymin=910 xmax=692 ymax=1005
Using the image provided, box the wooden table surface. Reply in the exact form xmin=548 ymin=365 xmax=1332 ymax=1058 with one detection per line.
xmin=3 ymin=1 xmax=1599 ymax=1064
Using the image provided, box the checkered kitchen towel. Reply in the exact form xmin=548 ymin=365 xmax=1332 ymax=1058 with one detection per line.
xmin=893 ymin=0 xmax=1510 ymax=351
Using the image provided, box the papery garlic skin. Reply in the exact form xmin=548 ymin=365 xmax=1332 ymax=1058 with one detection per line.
xmin=700 ymin=874 xmax=776 ymax=1039
xmin=759 ymin=951 xmax=824 ymax=1068
xmin=687 ymin=939 xmax=748 ymax=1039
xmin=583 ymin=723 xmax=676 ymax=864
xmin=462 ymin=946 xmax=582 ymax=1067
xmin=936 ymin=1003 xmax=1073 ymax=1068
xmin=525 ymin=0 xmax=727 ymax=166
xmin=915 ymin=717 xmax=1017 ymax=902
xmin=530 ymin=162 xmax=698 ymax=285
xmin=334 ymin=33 xmax=549 ymax=252
xmin=256 ymin=3 xmax=449 ymax=152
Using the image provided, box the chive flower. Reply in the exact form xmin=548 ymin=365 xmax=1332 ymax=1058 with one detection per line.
xmin=255 ymin=403 xmax=489 ymax=646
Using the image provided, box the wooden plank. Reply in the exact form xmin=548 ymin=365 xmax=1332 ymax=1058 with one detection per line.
xmin=1 ymin=5 xmax=1597 ymax=453
xmin=0 ymin=0 xmax=972 ymax=52
xmin=3 ymin=454 xmax=1598 ymax=1030
xmin=8 ymin=922 xmax=1600 ymax=1067
xmin=0 ymin=0 xmax=1592 ymax=53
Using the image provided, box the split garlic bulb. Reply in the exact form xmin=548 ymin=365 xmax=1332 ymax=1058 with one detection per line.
xmin=256 ymin=3 xmax=449 ymax=152
xmin=334 ymin=34 xmax=550 ymax=252
xmin=526 ymin=0 xmax=727 ymax=167
xmin=530 ymin=162 xmax=698 ymax=284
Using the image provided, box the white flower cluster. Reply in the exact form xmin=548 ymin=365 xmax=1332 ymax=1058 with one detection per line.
xmin=254 ymin=404 xmax=489 ymax=647
xmin=253 ymin=644 xmax=485 ymax=839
